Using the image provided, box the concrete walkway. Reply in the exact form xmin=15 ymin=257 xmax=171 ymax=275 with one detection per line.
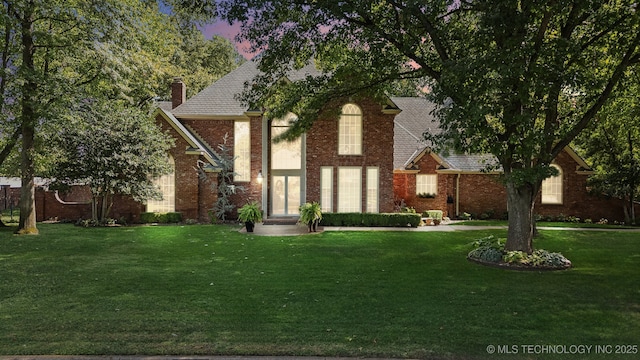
xmin=243 ymin=222 xmax=640 ymax=236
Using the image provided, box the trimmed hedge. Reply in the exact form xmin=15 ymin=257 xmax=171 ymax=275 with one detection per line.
xmin=423 ymin=210 xmax=443 ymax=221
xmin=140 ymin=212 xmax=183 ymax=224
xmin=320 ymin=212 xmax=421 ymax=227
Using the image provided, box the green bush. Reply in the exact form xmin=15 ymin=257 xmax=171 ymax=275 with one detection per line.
xmin=423 ymin=210 xmax=443 ymax=221
xmin=320 ymin=213 xmax=421 ymax=227
xmin=468 ymin=235 xmax=571 ymax=269
xmin=468 ymin=247 xmax=503 ymax=263
xmin=140 ymin=212 xmax=183 ymax=224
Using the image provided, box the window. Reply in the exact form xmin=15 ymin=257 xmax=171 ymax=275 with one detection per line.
xmin=147 ymin=156 xmax=175 ymax=212
xmin=320 ymin=167 xmax=333 ymax=212
xmin=338 ymin=167 xmax=362 ymax=212
xmin=234 ymin=120 xmax=250 ymax=181
xmin=416 ymin=174 xmax=437 ymax=196
xmin=338 ymin=103 xmax=362 ymax=155
xmin=366 ymin=167 xmax=379 ymax=213
xmin=271 ymin=113 xmax=302 ymax=170
xmin=542 ymin=164 xmax=563 ymax=204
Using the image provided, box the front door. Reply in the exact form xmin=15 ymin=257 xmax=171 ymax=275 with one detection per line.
xmin=270 ymin=114 xmax=304 ymax=216
xmin=272 ymin=175 xmax=300 ymax=215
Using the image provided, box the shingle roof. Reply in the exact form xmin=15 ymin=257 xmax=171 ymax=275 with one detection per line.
xmin=391 ymin=97 xmax=439 ymax=169
xmin=391 ymin=97 xmax=501 ymax=172
xmin=156 ymin=109 xmax=223 ymax=170
xmin=172 ymin=61 xmax=260 ymax=117
xmin=439 ymin=153 xmax=501 ymax=172
xmin=171 ymin=60 xmax=323 ymax=118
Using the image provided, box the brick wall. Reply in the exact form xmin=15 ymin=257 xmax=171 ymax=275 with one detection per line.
xmin=306 ymin=98 xmax=396 ymax=213
xmin=393 ymin=153 xmax=456 ymax=216
xmin=176 ymin=116 xmax=264 ymax=220
xmin=393 ymin=149 xmax=629 ymax=222
xmin=35 ymin=187 xmax=144 ymax=223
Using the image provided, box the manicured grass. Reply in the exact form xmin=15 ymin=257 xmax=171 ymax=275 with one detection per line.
xmin=0 ymin=208 xmax=19 ymax=225
xmin=452 ymin=219 xmax=638 ymax=229
xmin=1 ymin=224 xmax=639 ymax=359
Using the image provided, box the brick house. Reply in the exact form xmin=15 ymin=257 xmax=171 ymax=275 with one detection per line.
xmin=18 ymin=60 xmax=629 ymax=223
xmin=152 ymin=60 xmax=400 ymax=222
xmin=392 ymin=97 xmax=629 ymax=222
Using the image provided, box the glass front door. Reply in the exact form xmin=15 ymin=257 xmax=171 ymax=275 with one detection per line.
xmin=272 ymin=175 xmax=300 ymax=215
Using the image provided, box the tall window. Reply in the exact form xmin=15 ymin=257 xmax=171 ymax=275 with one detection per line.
xmin=320 ymin=167 xmax=333 ymax=212
xmin=147 ymin=156 xmax=175 ymax=212
xmin=271 ymin=113 xmax=302 ymax=170
xmin=366 ymin=167 xmax=379 ymax=213
xmin=338 ymin=167 xmax=362 ymax=212
xmin=234 ymin=120 xmax=250 ymax=182
xmin=338 ymin=103 xmax=362 ymax=155
xmin=542 ymin=164 xmax=563 ymax=204
xmin=416 ymin=174 xmax=437 ymax=196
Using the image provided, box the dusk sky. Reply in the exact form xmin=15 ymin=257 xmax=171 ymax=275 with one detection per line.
xmin=201 ymin=21 xmax=255 ymax=60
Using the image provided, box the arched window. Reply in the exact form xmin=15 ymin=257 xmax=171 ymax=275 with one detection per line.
xmin=338 ymin=103 xmax=362 ymax=155
xmin=541 ymin=164 xmax=563 ymax=204
xmin=147 ymin=155 xmax=175 ymax=212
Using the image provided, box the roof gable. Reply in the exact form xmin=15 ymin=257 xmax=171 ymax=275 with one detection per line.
xmin=155 ymin=108 xmax=222 ymax=171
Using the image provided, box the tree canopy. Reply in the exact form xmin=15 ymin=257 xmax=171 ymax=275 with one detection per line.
xmin=220 ymin=0 xmax=640 ymax=253
xmin=577 ymin=70 xmax=640 ymax=224
xmin=48 ymin=100 xmax=174 ymax=224
xmin=1 ymin=0 xmax=240 ymax=232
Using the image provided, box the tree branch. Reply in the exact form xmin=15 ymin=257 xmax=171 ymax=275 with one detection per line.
xmin=552 ymin=28 xmax=640 ymax=157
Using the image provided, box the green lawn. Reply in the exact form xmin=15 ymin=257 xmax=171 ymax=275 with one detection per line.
xmin=0 ymin=224 xmax=638 ymax=359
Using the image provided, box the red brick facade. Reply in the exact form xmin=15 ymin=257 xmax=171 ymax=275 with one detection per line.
xmin=305 ymin=98 xmax=396 ymax=213
xmin=393 ymin=150 xmax=630 ymax=222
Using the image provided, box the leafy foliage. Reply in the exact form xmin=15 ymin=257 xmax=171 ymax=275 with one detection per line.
xmin=577 ymin=70 xmax=640 ymax=224
xmin=468 ymin=235 xmax=571 ymax=269
xmin=208 ymin=134 xmax=245 ymax=222
xmin=48 ymin=100 xmax=174 ymax=222
xmin=237 ymin=201 xmax=263 ymax=223
xmin=219 ymin=0 xmax=640 ymax=252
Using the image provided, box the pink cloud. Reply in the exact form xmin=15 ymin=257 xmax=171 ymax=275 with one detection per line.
xmin=201 ymin=21 xmax=256 ymax=60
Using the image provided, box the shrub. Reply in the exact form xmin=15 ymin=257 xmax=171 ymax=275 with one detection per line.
xmin=140 ymin=212 xmax=183 ymax=224
xmin=468 ymin=235 xmax=571 ymax=269
xmin=459 ymin=212 xmax=472 ymax=220
xmin=320 ymin=213 xmax=421 ymax=227
xmin=423 ymin=210 xmax=443 ymax=221
xmin=468 ymin=247 xmax=503 ymax=263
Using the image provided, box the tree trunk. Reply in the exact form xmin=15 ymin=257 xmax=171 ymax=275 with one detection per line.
xmin=91 ymin=197 xmax=99 ymax=222
xmin=504 ymin=181 xmax=538 ymax=254
xmin=16 ymin=9 xmax=38 ymax=235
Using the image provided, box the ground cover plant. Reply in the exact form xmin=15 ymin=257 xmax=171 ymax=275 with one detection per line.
xmin=1 ymin=224 xmax=639 ymax=359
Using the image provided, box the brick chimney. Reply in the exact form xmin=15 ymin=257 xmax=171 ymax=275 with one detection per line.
xmin=171 ymin=77 xmax=186 ymax=109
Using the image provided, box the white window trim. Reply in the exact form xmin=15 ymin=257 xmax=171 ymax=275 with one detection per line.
xmin=338 ymin=103 xmax=363 ymax=155
xmin=234 ymin=120 xmax=251 ymax=182
xmin=366 ymin=167 xmax=379 ymax=213
xmin=338 ymin=166 xmax=362 ymax=213
xmin=416 ymin=174 xmax=438 ymax=196
xmin=320 ymin=167 xmax=333 ymax=213
xmin=541 ymin=164 xmax=563 ymax=205
xmin=147 ymin=155 xmax=175 ymax=213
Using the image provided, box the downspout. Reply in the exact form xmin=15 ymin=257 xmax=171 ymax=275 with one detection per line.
xmin=456 ymin=173 xmax=460 ymax=217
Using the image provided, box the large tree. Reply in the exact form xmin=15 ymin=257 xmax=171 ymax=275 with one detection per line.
xmin=578 ymin=70 xmax=640 ymax=224
xmin=49 ymin=100 xmax=174 ymax=223
xmin=220 ymin=0 xmax=640 ymax=253
xmin=1 ymin=0 xmax=233 ymax=233
xmin=0 ymin=0 xmax=178 ymax=234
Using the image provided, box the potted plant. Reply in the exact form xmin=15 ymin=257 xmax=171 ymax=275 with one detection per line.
xmin=237 ymin=201 xmax=262 ymax=232
xmin=299 ymin=202 xmax=322 ymax=232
